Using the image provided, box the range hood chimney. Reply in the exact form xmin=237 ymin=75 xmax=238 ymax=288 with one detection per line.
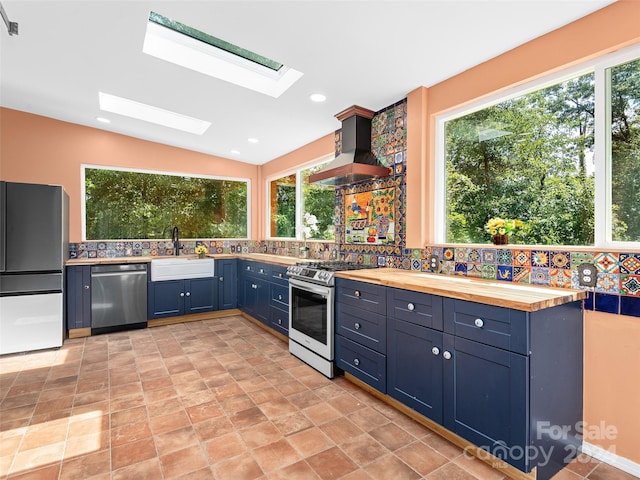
xmin=308 ymin=105 xmax=390 ymax=186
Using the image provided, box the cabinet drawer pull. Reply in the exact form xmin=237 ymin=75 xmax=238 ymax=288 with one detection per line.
xmin=354 ymin=290 xmax=361 ymax=297
xmin=443 ymin=351 xmax=452 ymax=360
xmin=83 ymin=285 xmax=90 ymax=290
xmin=180 ymin=292 xmax=185 ymax=297
xmin=278 ymin=294 xmax=283 ymax=300
xmin=219 ymin=277 xmax=224 ymax=282
xmin=407 ymin=303 xmax=415 ymax=311
xmin=259 ymin=268 xmax=265 ymax=274
xmin=278 ymin=273 xmax=283 ymax=278
xmin=354 ymin=322 xmax=361 ymax=330
xmin=432 ymin=346 xmax=440 ymax=355
xmin=252 ymin=283 xmax=257 ymax=289
xmin=277 ymin=319 xmax=282 ymax=325
xmin=353 ymin=358 xmax=360 ymax=366
xmin=185 ymin=292 xmax=190 ymax=297
xmin=246 ymin=266 xmax=251 ymax=271
xmin=474 ymin=318 xmax=484 ymax=328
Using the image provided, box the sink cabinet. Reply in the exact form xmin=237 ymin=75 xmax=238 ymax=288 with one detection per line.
xmin=66 ymin=265 xmax=91 ymax=329
xmin=148 ymin=277 xmax=216 ymax=319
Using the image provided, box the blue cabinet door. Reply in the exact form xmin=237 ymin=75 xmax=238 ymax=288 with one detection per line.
xmin=148 ymin=280 xmax=184 ymax=318
xmin=185 ymin=278 xmax=216 ymax=314
xmin=443 ymin=333 xmax=529 ymax=472
xmin=387 ymin=317 xmax=443 ymax=422
xmin=66 ymin=265 xmax=91 ymax=329
xmin=217 ymin=259 xmax=237 ymax=309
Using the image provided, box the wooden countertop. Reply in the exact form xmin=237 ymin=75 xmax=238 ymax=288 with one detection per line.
xmin=66 ymin=255 xmax=585 ymax=312
xmin=336 ymin=268 xmax=587 ymax=312
xmin=65 ymin=252 xmax=301 ymax=267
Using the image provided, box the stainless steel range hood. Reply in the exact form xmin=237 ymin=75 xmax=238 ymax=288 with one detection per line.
xmin=309 ymin=106 xmax=390 ymax=186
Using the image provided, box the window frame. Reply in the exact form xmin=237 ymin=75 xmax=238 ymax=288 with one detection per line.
xmin=265 ymin=156 xmax=333 ymax=241
xmin=81 ymin=164 xmax=251 ymax=241
xmin=435 ymin=43 xmax=640 ymax=250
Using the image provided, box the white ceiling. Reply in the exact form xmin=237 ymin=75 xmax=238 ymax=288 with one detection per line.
xmin=0 ymin=0 xmax=615 ymax=165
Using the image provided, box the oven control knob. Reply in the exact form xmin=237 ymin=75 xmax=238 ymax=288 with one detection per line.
xmin=353 ymin=358 xmax=360 ymax=366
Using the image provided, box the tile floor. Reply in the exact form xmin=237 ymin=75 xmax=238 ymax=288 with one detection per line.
xmin=0 ymin=316 xmax=637 ymax=480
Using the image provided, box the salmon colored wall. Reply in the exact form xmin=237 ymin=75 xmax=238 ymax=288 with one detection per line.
xmin=584 ymin=310 xmax=640 ymax=464
xmin=405 ymin=0 xmax=640 ymax=247
xmin=0 ymin=108 xmax=259 ymax=242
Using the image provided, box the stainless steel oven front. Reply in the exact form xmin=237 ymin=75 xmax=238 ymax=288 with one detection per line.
xmin=288 ymin=277 xmax=335 ymax=378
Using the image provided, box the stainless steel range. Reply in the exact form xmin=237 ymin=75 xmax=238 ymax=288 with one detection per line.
xmin=287 ymin=261 xmax=378 ymax=378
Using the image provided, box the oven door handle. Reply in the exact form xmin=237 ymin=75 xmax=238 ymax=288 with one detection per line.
xmin=289 ymin=278 xmax=331 ymax=297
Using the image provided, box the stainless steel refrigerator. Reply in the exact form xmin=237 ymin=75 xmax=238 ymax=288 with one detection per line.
xmin=0 ymin=181 xmax=69 ymax=355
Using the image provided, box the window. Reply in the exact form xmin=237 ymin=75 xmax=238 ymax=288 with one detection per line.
xmin=608 ymin=56 xmax=640 ymax=243
xmin=84 ymin=166 xmax=248 ymax=240
xmin=267 ymin=160 xmax=335 ymax=240
xmin=439 ymin=44 xmax=640 ymax=248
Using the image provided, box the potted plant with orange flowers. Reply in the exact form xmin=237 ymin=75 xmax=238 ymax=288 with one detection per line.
xmin=484 ymin=217 xmax=524 ymax=245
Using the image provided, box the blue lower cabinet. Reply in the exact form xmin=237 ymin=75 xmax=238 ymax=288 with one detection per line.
xmin=335 ymin=335 xmax=386 ymax=393
xmin=270 ymin=306 xmax=289 ymax=336
xmin=443 ymin=333 xmax=529 ymax=472
xmin=216 ymin=259 xmax=237 ymax=310
xmin=387 ymin=317 xmax=443 ymax=423
xmin=66 ymin=265 xmax=91 ymax=329
xmin=148 ymin=278 xmax=216 ymax=319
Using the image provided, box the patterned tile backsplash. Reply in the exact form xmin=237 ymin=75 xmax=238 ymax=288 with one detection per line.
xmin=68 ymin=98 xmax=640 ymax=318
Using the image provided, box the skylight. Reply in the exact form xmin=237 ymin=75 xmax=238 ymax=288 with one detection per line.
xmin=143 ymin=12 xmax=303 ymax=98
xmin=98 ymin=92 xmax=211 ymax=135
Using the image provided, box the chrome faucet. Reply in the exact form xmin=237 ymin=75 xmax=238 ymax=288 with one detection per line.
xmin=171 ymin=226 xmax=181 ymax=256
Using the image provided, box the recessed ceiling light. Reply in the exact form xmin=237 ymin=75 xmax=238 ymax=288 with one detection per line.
xmin=247 ymin=138 xmax=259 ymax=144
xmin=95 ymin=116 xmax=111 ymax=124
xmin=230 ymin=149 xmax=241 ymax=155
xmin=309 ymin=93 xmax=326 ymax=103
xmin=98 ymin=92 xmax=211 ymax=135
xmin=143 ymin=12 xmax=303 ymax=98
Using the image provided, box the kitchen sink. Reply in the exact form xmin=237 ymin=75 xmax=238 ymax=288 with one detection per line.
xmin=150 ymin=257 xmax=215 ymax=281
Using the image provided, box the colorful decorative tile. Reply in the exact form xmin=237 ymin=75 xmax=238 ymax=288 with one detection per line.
xmin=411 ymin=258 xmax=422 ymax=271
xmin=467 ymin=264 xmax=482 ymax=278
xmin=531 ymin=267 xmax=550 ymax=286
xmin=531 ymin=250 xmax=550 ymax=268
xmin=549 ymin=269 xmax=572 ymax=288
xmin=455 ymin=248 xmax=470 ymax=263
xmin=481 ymin=264 xmax=497 ymax=280
xmin=496 ymin=249 xmax=513 ymax=266
xmin=443 ymin=248 xmax=455 ymax=261
xmin=595 ymin=273 xmax=620 ymax=294
xmin=594 ymin=252 xmax=619 ymax=273
xmin=496 ymin=265 xmax=513 ymax=281
xmin=481 ymin=249 xmax=497 ymax=264
xmin=513 ymin=266 xmax=531 ymax=284
xmin=401 ymin=257 xmax=411 ymax=270
xmin=441 ymin=261 xmax=455 ymax=275
xmin=620 ymin=275 xmax=640 ymax=296
xmin=512 ymin=249 xmax=530 ymax=267
xmin=386 ymin=256 xmax=395 ymax=268
xmin=619 ymin=253 xmax=640 ymax=274
xmin=455 ymin=263 xmax=467 ymax=275
xmin=378 ymin=256 xmax=387 ymax=266
xmin=550 ymin=251 xmax=571 ymax=269
xmin=468 ymin=249 xmax=481 ymax=263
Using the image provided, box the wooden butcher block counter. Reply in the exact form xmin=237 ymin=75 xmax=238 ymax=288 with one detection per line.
xmin=335 ymin=268 xmax=586 ymax=312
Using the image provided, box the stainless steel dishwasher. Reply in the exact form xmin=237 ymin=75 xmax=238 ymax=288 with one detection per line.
xmin=91 ymin=264 xmax=148 ymax=334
